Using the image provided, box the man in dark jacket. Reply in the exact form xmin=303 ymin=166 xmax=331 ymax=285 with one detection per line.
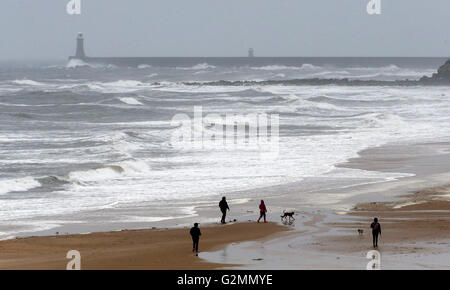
xmin=190 ymin=223 xmax=201 ymax=253
xmin=370 ymin=218 xmax=382 ymax=248
xmin=219 ymin=196 xmax=230 ymax=224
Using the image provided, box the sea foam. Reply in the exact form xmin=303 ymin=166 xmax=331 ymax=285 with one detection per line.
xmin=119 ymin=97 xmax=144 ymax=105
xmin=0 ymin=177 xmax=41 ymax=195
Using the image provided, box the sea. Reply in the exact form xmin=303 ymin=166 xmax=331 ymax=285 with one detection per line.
xmin=0 ymin=57 xmax=449 ymax=239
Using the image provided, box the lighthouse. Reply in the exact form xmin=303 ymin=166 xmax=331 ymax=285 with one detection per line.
xmin=248 ymin=48 xmax=254 ymax=58
xmin=75 ymin=33 xmax=86 ymax=59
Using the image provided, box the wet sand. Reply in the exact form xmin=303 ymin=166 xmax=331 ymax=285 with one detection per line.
xmin=314 ymin=186 xmax=450 ymax=267
xmin=0 ymin=222 xmax=288 ymax=270
xmin=200 ymin=198 xmax=449 ymax=270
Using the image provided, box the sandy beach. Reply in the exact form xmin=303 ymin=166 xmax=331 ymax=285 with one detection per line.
xmin=0 ymin=185 xmax=446 ymax=270
xmin=312 ymin=186 xmax=450 ymax=267
xmin=0 ymin=222 xmax=288 ymax=270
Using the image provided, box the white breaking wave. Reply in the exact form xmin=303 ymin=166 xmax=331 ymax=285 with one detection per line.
xmin=66 ymin=59 xmax=118 ymax=70
xmin=119 ymin=97 xmax=144 ymax=105
xmin=247 ymin=63 xmax=433 ymax=81
xmin=0 ymin=177 xmax=41 ymax=195
xmin=176 ymin=63 xmax=216 ymax=70
xmin=251 ymin=64 xmax=322 ymax=71
xmin=349 ymin=64 xmax=401 ymax=71
xmin=107 ymin=80 xmax=144 ymax=87
xmin=11 ymin=79 xmax=46 ymax=86
xmin=68 ymin=167 xmax=123 ymax=183
xmin=67 ymin=159 xmax=151 ymax=183
xmin=268 ymin=94 xmax=347 ymax=114
xmin=138 ymin=64 xmax=152 ymax=69
xmin=66 ymin=59 xmax=91 ymax=68
xmin=292 ymin=96 xmax=347 ymax=111
xmin=85 ymin=80 xmax=152 ymax=93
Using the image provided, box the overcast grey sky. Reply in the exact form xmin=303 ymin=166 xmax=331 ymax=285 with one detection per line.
xmin=0 ymin=0 xmax=449 ymax=60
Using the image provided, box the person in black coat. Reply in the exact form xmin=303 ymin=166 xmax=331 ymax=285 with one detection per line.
xmin=190 ymin=223 xmax=201 ymax=253
xmin=370 ymin=218 xmax=382 ymax=248
xmin=219 ymin=196 xmax=230 ymax=224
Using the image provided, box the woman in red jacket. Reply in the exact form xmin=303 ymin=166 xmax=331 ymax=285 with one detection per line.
xmin=257 ymin=200 xmax=267 ymax=223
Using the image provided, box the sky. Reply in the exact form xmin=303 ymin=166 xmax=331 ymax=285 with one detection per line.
xmin=0 ymin=0 xmax=449 ymax=60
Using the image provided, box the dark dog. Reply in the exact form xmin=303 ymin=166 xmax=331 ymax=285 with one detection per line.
xmin=281 ymin=210 xmax=295 ymax=223
xmin=357 ymin=229 xmax=364 ymax=235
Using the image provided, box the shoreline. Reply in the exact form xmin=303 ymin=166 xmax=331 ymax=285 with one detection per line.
xmin=200 ymin=184 xmax=449 ymax=270
xmin=1 ymin=141 xmax=449 ymax=269
xmin=199 ymin=142 xmax=450 ymax=269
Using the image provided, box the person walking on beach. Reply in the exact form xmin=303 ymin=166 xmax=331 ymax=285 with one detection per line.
xmin=257 ymin=200 xmax=267 ymax=223
xmin=190 ymin=223 xmax=201 ymax=253
xmin=370 ymin=218 xmax=381 ymax=248
xmin=219 ymin=196 xmax=230 ymax=224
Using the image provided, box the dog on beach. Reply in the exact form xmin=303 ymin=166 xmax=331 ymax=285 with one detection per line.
xmin=281 ymin=210 xmax=295 ymax=223
xmin=357 ymin=229 xmax=364 ymax=235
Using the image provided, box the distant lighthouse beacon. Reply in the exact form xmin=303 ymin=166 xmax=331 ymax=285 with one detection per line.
xmin=248 ymin=48 xmax=254 ymax=58
xmin=75 ymin=33 xmax=86 ymax=59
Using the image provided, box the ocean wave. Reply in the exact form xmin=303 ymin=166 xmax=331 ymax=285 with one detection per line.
xmin=0 ymin=102 xmax=55 ymax=107
xmin=251 ymin=64 xmax=322 ymax=71
xmin=156 ymin=83 xmax=254 ymax=93
xmin=176 ymin=63 xmax=216 ymax=70
xmin=348 ymin=64 xmax=401 ymax=71
xmin=66 ymin=159 xmax=151 ymax=184
xmin=348 ymin=70 xmax=435 ymax=80
xmin=66 ymin=59 xmax=118 ymax=69
xmin=8 ymin=112 xmax=37 ymax=119
xmin=0 ymin=177 xmax=41 ymax=195
xmin=137 ymin=64 xmax=152 ymax=69
xmin=84 ymin=80 xmax=152 ymax=93
xmin=246 ymin=64 xmax=434 ymax=81
xmin=361 ymin=113 xmax=407 ymax=128
xmin=119 ymin=97 xmax=144 ymax=105
xmin=103 ymin=80 xmax=145 ymax=87
xmin=66 ymin=59 xmax=91 ymax=68
xmin=11 ymin=79 xmax=46 ymax=86
xmin=267 ymin=94 xmax=347 ymax=114
xmin=306 ymin=95 xmax=396 ymax=105
xmin=310 ymin=71 xmax=351 ymax=77
xmin=88 ymin=131 xmax=145 ymax=156
xmin=0 ymin=87 xmax=22 ymax=96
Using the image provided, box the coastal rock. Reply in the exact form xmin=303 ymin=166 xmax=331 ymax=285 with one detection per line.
xmin=437 ymin=59 xmax=450 ymax=78
xmin=420 ymin=59 xmax=450 ymax=84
